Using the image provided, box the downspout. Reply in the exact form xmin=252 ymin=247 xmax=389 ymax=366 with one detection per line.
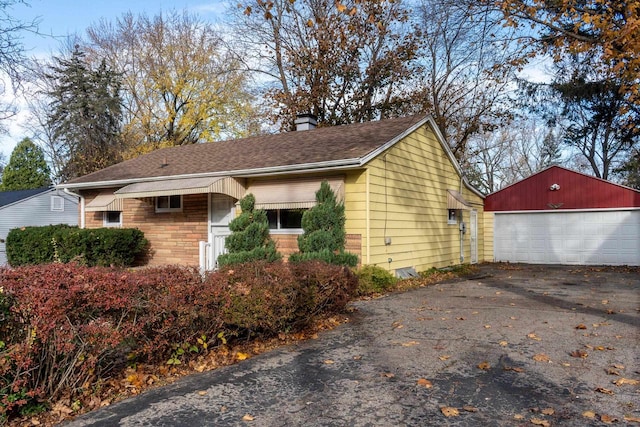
xmin=63 ymin=188 xmax=85 ymax=229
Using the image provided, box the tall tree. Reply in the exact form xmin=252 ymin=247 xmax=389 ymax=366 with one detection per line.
xmin=0 ymin=151 xmax=5 ymax=185
xmin=0 ymin=0 xmax=39 ymax=133
xmin=0 ymin=137 xmax=51 ymax=190
xmin=231 ymin=0 xmax=420 ymax=129
xmin=45 ymin=46 xmax=124 ymax=181
xmin=465 ymin=118 xmax=563 ymax=193
xmin=86 ymin=10 xmax=258 ymax=155
xmin=413 ymin=0 xmax=519 ymax=157
xmin=549 ymin=58 xmax=638 ymax=180
xmin=616 ymin=149 xmax=640 ymax=190
xmin=482 ymin=0 xmax=640 ymax=106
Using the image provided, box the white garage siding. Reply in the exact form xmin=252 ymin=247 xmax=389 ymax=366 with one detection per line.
xmin=494 ymin=210 xmax=640 ymax=266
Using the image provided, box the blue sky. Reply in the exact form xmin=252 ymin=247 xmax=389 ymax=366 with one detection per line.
xmin=1 ymin=0 xmax=228 ymax=159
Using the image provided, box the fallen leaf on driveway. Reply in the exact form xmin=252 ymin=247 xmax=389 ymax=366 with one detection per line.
xmin=499 ymin=340 xmax=508 ymax=347
xmin=441 ymin=407 xmax=459 ymax=417
xmin=514 ymin=414 xmax=525 ymax=420
xmin=613 ymin=378 xmax=639 ymax=386
xmin=477 ymin=361 xmax=491 ymax=370
xmin=541 ymin=408 xmax=554 ymax=415
xmin=401 ymin=341 xmax=420 ymax=347
xmin=242 ymin=414 xmax=255 ymax=421
xmin=624 ymin=415 xmax=640 ymax=422
xmin=438 ymin=355 xmax=451 ymax=361
xmin=533 ymin=354 xmax=550 ymax=362
xmin=575 ymin=323 xmax=587 ymax=329
xmin=600 ymin=414 xmax=618 ymax=424
xmin=504 ymin=366 xmax=524 ymax=373
xmin=606 ymin=368 xmax=620 ymax=376
xmin=612 ymin=363 xmax=625 ymax=370
xmin=382 ymin=372 xmax=395 ymax=378
xmin=456 ymin=317 xmax=466 ymax=320
xmin=462 ymin=405 xmax=478 ymax=412
xmin=595 ymin=387 xmax=614 ymax=395
xmin=570 ymin=349 xmax=588 ymax=358
xmin=484 ymin=324 xmax=491 ymax=329
xmin=527 ymin=333 xmax=542 ymax=341
xmin=324 ymin=359 xmax=335 ymax=364
xmin=601 ymin=299 xmax=609 ymax=305
xmin=417 ymin=378 xmax=433 ymax=388
xmin=530 ymin=418 xmax=550 ymax=426
xmin=582 ymin=410 xmax=596 ymax=419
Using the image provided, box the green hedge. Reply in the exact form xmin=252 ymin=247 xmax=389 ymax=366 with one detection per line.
xmin=6 ymin=225 xmax=147 ymax=267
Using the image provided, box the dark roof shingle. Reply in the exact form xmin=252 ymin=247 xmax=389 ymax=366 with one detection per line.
xmin=0 ymin=187 xmax=50 ymax=208
xmin=66 ymin=115 xmax=425 ymax=185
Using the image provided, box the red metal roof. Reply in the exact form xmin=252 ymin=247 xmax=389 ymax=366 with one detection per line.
xmin=485 ymin=166 xmax=640 ymax=211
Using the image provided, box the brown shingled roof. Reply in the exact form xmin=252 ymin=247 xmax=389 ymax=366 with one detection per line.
xmin=65 ymin=115 xmax=426 ymax=186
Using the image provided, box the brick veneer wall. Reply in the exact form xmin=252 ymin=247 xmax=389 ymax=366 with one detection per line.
xmin=84 ymin=192 xmax=208 ymax=266
xmin=271 ymin=233 xmax=362 ymax=263
xmin=83 ymin=191 xmax=362 ymax=267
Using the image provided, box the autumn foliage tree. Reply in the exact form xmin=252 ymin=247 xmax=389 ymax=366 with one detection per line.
xmin=86 ymin=10 xmax=259 ymax=156
xmin=231 ymin=0 xmax=420 ymax=128
xmin=484 ymin=0 xmax=640 ymax=105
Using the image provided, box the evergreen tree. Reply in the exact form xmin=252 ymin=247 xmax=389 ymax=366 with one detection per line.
xmin=46 ymin=46 xmax=124 ymax=181
xmin=217 ymin=194 xmax=281 ymax=267
xmin=540 ymin=129 xmax=562 ymax=168
xmin=290 ymin=181 xmax=358 ymax=267
xmin=616 ymin=149 xmax=640 ymax=190
xmin=0 ymin=138 xmax=51 ymax=190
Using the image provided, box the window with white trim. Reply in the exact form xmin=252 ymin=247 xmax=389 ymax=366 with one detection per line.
xmin=103 ymin=211 xmax=122 ymax=227
xmin=156 ymin=195 xmax=182 ymax=212
xmin=267 ymin=209 xmax=304 ymax=231
xmin=51 ymin=196 xmax=64 ymax=212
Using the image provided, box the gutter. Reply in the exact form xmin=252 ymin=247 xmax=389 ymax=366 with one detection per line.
xmin=57 ymin=158 xmax=364 ymax=191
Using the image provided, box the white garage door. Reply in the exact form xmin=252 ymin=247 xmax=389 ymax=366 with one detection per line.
xmin=494 ymin=210 xmax=640 ymax=266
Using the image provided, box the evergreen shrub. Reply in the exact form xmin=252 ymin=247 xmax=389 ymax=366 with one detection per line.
xmin=5 ymin=225 xmax=147 ymax=267
xmin=290 ymin=181 xmax=358 ymax=267
xmin=217 ymin=194 xmax=281 ymax=267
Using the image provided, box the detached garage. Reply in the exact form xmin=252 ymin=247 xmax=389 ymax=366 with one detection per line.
xmin=485 ymin=166 xmax=640 ymax=266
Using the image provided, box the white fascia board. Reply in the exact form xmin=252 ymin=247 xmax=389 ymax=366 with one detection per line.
xmin=427 ymin=117 xmax=485 ymax=200
xmin=358 ymin=116 xmax=430 ymax=165
xmin=359 ymin=115 xmax=485 ymax=200
xmin=491 ymin=207 xmax=640 ymax=214
xmin=56 ymin=158 xmax=362 ymax=190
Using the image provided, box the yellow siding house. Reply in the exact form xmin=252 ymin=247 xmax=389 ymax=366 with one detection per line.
xmin=59 ymin=114 xmax=489 ymax=275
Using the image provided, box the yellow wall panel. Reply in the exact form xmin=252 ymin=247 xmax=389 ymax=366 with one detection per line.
xmin=345 ymin=121 xmax=486 ymax=273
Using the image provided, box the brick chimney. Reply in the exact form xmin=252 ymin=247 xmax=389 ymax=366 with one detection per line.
xmin=294 ymin=113 xmax=317 ymax=131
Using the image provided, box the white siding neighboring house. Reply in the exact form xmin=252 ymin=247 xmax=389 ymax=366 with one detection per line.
xmin=0 ymin=188 xmax=79 ymax=266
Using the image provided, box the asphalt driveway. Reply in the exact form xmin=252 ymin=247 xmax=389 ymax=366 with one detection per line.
xmin=66 ymin=264 xmax=640 ymax=426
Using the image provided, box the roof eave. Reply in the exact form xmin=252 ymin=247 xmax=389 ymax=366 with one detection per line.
xmin=56 ymin=158 xmax=363 ymax=191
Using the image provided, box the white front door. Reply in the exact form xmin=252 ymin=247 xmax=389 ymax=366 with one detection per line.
xmin=470 ymin=210 xmax=478 ymax=264
xmin=209 ymin=194 xmax=236 ymax=269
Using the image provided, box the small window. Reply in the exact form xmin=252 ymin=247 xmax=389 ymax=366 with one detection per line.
xmin=448 ymin=209 xmax=458 ymax=225
xmin=104 ymin=211 xmax=122 ymax=227
xmin=267 ymin=209 xmax=304 ymax=230
xmin=51 ymin=196 xmax=64 ymax=212
xmin=156 ymin=195 xmax=182 ymax=212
